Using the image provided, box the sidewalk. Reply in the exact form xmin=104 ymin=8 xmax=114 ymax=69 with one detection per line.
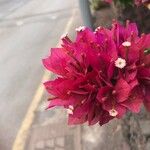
xmin=25 ymin=97 xmax=129 ymax=150
xmin=24 ymin=7 xmax=82 ymax=150
xmin=25 ymin=101 xmax=81 ymax=150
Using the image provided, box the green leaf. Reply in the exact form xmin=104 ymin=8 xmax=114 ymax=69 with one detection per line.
xmin=119 ymin=0 xmax=133 ymax=6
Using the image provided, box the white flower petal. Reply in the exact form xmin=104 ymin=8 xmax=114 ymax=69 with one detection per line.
xmin=67 ymin=109 xmax=73 ymax=115
xmin=109 ymin=109 xmax=118 ymax=117
xmin=122 ymin=41 xmax=131 ymax=47
xmin=115 ymin=58 xmax=126 ymax=69
xmin=76 ymin=26 xmax=86 ymax=32
xmin=69 ymin=105 xmax=74 ymax=110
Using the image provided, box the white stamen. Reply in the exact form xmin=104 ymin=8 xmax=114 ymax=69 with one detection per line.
xmin=67 ymin=105 xmax=74 ymax=115
xmin=67 ymin=109 xmax=73 ymax=115
xmin=61 ymin=33 xmax=68 ymax=39
xmin=76 ymin=26 xmax=86 ymax=32
xmin=109 ymin=109 xmax=118 ymax=117
xmin=95 ymin=26 xmax=101 ymax=32
xmin=122 ymin=41 xmax=131 ymax=47
xmin=115 ymin=57 xmax=126 ymax=69
xmin=69 ymin=105 xmax=74 ymax=110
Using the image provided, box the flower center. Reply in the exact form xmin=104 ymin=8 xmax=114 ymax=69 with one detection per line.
xmin=67 ymin=105 xmax=74 ymax=115
xmin=109 ymin=109 xmax=118 ymax=117
xmin=122 ymin=41 xmax=131 ymax=47
xmin=115 ymin=58 xmax=126 ymax=69
xmin=76 ymin=26 xmax=86 ymax=32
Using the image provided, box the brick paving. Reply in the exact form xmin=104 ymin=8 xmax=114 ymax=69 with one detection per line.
xmin=26 ymin=122 xmax=81 ymax=150
xmin=25 ymin=96 xmax=129 ymax=150
xmin=25 ymin=99 xmax=82 ymax=150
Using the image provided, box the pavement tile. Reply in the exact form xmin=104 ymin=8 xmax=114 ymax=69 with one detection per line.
xmin=45 ymin=139 xmax=55 ymax=148
xmin=55 ymin=137 xmax=65 ymax=147
xmin=35 ymin=140 xmax=45 ymax=149
xmin=54 ymin=148 xmax=64 ymax=150
xmin=25 ymin=119 xmax=81 ymax=150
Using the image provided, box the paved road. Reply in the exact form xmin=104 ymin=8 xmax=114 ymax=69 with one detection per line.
xmin=0 ymin=0 xmax=78 ymax=149
xmin=0 ymin=0 xmax=29 ymax=19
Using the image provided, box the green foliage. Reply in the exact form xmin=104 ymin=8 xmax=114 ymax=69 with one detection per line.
xmin=117 ymin=0 xmax=134 ymax=6
xmin=113 ymin=0 xmax=134 ymax=6
xmin=91 ymin=0 xmax=136 ymax=10
xmin=91 ymin=0 xmax=109 ymax=10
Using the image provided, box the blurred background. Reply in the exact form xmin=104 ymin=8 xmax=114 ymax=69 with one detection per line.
xmin=0 ymin=0 xmax=150 ymax=150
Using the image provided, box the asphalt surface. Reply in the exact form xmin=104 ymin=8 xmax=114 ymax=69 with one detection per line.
xmin=0 ymin=0 xmax=78 ymax=149
xmin=0 ymin=0 xmax=29 ymax=19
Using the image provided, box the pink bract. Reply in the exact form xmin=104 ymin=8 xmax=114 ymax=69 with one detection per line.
xmin=43 ymin=21 xmax=150 ymax=126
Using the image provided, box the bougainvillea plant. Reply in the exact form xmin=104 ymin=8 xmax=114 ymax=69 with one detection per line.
xmin=43 ymin=21 xmax=150 ymax=126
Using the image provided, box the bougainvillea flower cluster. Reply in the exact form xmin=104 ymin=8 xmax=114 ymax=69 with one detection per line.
xmin=43 ymin=21 xmax=150 ymax=126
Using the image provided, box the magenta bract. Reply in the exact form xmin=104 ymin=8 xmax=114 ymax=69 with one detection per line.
xmin=43 ymin=21 xmax=150 ymax=126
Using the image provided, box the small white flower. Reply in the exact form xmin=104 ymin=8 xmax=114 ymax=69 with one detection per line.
xmin=109 ymin=109 xmax=118 ymax=117
xmin=61 ymin=33 xmax=68 ymax=39
xmin=122 ymin=41 xmax=131 ymax=47
xmin=67 ymin=109 xmax=73 ymax=115
xmin=76 ymin=26 xmax=86 ymax=32
xmin=115 ymin=58 xmax=126 ymax=69
xmin=95 ymin=26 xmax=101 ymax=32
xmin=69 ymin=105 xmax=74 ymax=110
xmin=67 ymin=105 xmax=74 ymax=115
